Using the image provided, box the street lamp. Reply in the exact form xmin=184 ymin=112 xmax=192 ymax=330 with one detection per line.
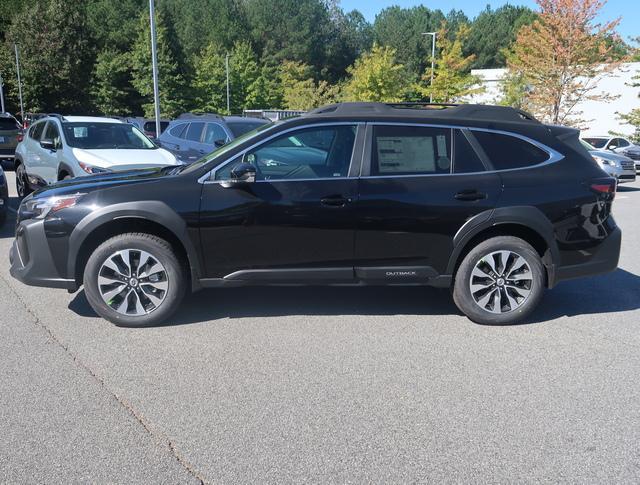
xmin=14 ymin=44 xmax=25 ymax=124
xmin=149 ymin=0 xmax=161 ymax=139
xmin=422 ymin=32 xmax=437 ymax=103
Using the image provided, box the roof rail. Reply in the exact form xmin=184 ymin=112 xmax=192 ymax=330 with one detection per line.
xmin=386 ymin=102 xmax=459 ymax=109
xmin=177 ymin=112 xmax=224 ymax=120
xmin=47 ymin=113 xmax=67 ymax=121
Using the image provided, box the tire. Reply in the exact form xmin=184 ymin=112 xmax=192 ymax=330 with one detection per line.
xmin=453 ymin=236 xmax=545 ymax=325
xmin=59 ymin=172 xmax=72 ymax=181
xmin=15 ymin=162 xmax=32 ymax=198
xmin=83 ymin=233 xmax=186 ymax=327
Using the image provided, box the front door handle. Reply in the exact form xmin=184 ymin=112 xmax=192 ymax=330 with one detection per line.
xmin=455 ymin=190 xmax=488 ymax=201
xmin=320 ymin=196 xmax=352 ymax=207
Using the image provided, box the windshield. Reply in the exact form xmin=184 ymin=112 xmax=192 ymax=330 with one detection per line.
xmin=62 ymin=122 xmax=157 ymax=150
xmin=227 ymin=120 xmax=269 ymax=137
xmin=583 ymin=137 xmax=607 ymax=149
xmin=181 ymin=122 xmax=276 ymax=174
xmin=580 ymin=140 xmax=596 ymax=151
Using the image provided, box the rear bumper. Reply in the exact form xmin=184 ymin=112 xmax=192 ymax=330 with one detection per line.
xmin=552 ymin=226 xmax=621 ymax=286
xmin=9 ymin=218 xmax=77 ymax=291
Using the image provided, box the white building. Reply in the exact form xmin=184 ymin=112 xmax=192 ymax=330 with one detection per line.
xmin=466 ymin=62 xmax=640 ymax=136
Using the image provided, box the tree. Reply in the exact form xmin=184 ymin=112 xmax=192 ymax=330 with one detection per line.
xmin=505 ymin=0 xmax=625 ymax=127
xmin=130 ymin=10 xmax=190 ymax=118
xmin=342 ymin=44 xmax=409 ymax=102
xmin=280 ymin=61 xmax=339 ymax=110
xmin=415 ymin=23 xmax=483 ymax=103
xmin=465 ymin=5 xmax=537 ymax=69
xmin=372 ymin=6 xmax=445 ymax=79
xmin=92 ymin=50 xmax=142 ymax=116
xmin=615 ymin=67 xmax=640 ymax=143
xmin=194 ymin=41 xmax=270 ymax=113
xmin=2 ymin=0 xmax=94 ymax=114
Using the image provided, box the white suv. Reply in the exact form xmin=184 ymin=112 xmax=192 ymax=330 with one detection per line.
xmin=14 ymin=115 xmax=181 ymax=197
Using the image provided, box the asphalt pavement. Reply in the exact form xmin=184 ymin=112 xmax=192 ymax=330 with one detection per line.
xmin=1 ymin=170 xmax=640 ymax=483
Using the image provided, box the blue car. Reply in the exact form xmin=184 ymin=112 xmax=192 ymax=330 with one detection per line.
xmin=158 ymin=113 xmax=270 ymax=163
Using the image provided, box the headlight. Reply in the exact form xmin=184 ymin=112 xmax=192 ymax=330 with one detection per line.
xmin=592 ymin=155 xmax=614 ymax=167
xmin=21 ymin=193 xmax=85 ymax=219
xmin=79 ymin=161 xmax=110 ymax=174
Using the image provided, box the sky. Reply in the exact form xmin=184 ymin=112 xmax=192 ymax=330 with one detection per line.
xmin=340 ymin=0 xmax=639 ymax=42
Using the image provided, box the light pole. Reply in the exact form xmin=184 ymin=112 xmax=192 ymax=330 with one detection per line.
xmin=225 ymin=54 xmax=230 ymax=115
xmin=149 ymin=0 xmax=161 ymax=139
xmin=422 ymin=32 xmax=437 ymax=103
xmin=14 ymin=44 xmax=24 ymax=123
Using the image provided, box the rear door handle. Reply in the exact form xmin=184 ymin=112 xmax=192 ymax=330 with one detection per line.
xmin=320 ymin=196 xmax=352 ymax=207
xmin=455 ymin=190 xmax=488 ymax=201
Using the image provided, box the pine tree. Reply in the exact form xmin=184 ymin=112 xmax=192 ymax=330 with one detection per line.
xmin=414 ymin=23 xmax=483 ymax=103
xmin=130 ymin=9 xmax=190 ymax=118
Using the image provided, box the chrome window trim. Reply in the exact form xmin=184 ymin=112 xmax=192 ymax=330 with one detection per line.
xmin=198 ymin=122 xmax=364 ymax=184
xmin=361 ymin=121 xmax=564 ymax=179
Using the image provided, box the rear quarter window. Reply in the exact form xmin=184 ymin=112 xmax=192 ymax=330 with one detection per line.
xmin=471 ymin=131 xmax=550 ymax=170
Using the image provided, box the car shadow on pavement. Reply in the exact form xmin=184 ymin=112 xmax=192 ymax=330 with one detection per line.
xmin=68 ymin=267 xmax=640 ymax=326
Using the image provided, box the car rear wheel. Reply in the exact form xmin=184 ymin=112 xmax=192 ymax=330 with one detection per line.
xmin=453 ymin=236 xmax=545 ymax=325
xmin=83 ymin=233 xmax=186 ymax=327
xmin=15 ymin=162 xmax=32 ymax=198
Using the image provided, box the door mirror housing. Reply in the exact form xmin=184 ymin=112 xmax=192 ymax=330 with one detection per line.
xmin=221 ymin=162 xmax=256 ymax=188
xmin=608 ymin=145 xmax=617 ymax=150
xmin=214 ymin=138 xmax=227 ymax=148
xmin=40 ymin=139 xmax=56 ymax=151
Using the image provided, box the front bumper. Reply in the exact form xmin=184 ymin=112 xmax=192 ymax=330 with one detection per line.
xmin=9 ymin=218 xmax=77 ymax=290
xmin=553 ymin=225 xmax=621 ymax=285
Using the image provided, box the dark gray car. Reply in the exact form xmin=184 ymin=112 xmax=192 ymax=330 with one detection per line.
xmin=158 ymin=113 xmax=270 ymax=163
xmin=0 ymin=113 xmax=22 ymax=169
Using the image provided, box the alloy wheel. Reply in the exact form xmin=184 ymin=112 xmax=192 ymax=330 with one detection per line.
xmin=98 ymin=249 xmax=169 ymax=316
xmin=469 ymin=250 xmax=533 ymax=314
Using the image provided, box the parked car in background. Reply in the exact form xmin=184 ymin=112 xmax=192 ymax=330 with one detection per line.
xmin=22 ymin=112 xmax=47 ymax=129
xmin=124 ymin=117 xmax=170 ymax=140
xmin=10 ymin=102 xmax=621 ymax=327
xmin=14 ymin=115 xmax=181 ymax=197
xmin=582 ymin=136 xmax=640 ymax=171
xmin=0 ymin=112 xmax=22 ymax=169
xmin=0 ymin=164 xmax=7 ymax=226
xmin=581 ymin=140 xmax=636 ymax=184
xmin=158 ymin=113 xmax=270 ymax=163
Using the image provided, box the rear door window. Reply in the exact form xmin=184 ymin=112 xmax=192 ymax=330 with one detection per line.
xmin=371 ymin=125 xmax=452 ymax=176
xmin=203 ymin=123 xmax=228 ymax=145
xmin=185 ymin=122 xmax=205 ymax=142
xmin=471 ymin=130 xmax=549 ymax=170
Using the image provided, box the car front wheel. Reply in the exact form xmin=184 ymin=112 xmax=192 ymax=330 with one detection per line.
xmin=15 ymin=162 xmax=32 ymax=198
xmin=453 ymin=236 xmax=545 ymax=325
xmin=83 ymin=233 xmax=186 ymax=327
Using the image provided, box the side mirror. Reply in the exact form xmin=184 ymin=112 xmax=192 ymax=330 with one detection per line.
xmin=608 ymin=145 xmax=617 ymax=150
xmin=221 ymin=162 xmax=256 ymax=188
xmin=214 ymin=139 xmax=227 ymax=148
xmin=40 ymin=139 xmax=56 ymax=151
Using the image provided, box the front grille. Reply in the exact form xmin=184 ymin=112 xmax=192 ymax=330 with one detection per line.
xmin=619 ymin=174 xmax=635 ymax=180
xmin=0 ymin=148 xmax=15 ymax=155
xmin=621 ymin=161 xmax=635 ymax=171
xmin=626 ymin=151 xmax=640 ymax=160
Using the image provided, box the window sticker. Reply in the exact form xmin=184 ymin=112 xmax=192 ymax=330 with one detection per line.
xmin=377 ymin=136 xmax=436 ymax=173
xmin=73 ymin=127 xmax=88 ymax=138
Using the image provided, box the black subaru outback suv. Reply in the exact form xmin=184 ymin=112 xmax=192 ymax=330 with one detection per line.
xmin=10 ymin=103 xmax=620 ymax=327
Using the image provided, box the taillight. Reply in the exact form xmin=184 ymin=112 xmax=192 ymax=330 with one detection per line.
xmin=590 ymin=177 xmax=617 ymax=196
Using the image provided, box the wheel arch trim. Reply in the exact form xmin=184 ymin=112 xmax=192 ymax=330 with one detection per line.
xmin=448 ymin=206 xmax=560 ymax=280
xmin=67 ymin=201 xmax=203 ymax=290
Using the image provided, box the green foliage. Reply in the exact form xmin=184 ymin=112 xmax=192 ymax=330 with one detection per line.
xmin=280 ymin=61 xmax=339 ymax=110
xmin=342 ymin=45 xmax=409 ymax=103
xmin=498 ymin=70 xmax=530 ymax=110
xmin=92 ymin=50 xmax=141 ymax=116
xmin=415 ymin=24 xmax=483 ymax=103
xmin=465 ymin=5 xmax=537 ymax=69
xmin=3 ymin=0 xmax=94 ymax=114
xmin=130 ymin=9 xmax=190 ymax=118
xmin=615 ymin=69 xmax=640 ymax=143
xmin=372 ymin=6 xmax=446 ymax=79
